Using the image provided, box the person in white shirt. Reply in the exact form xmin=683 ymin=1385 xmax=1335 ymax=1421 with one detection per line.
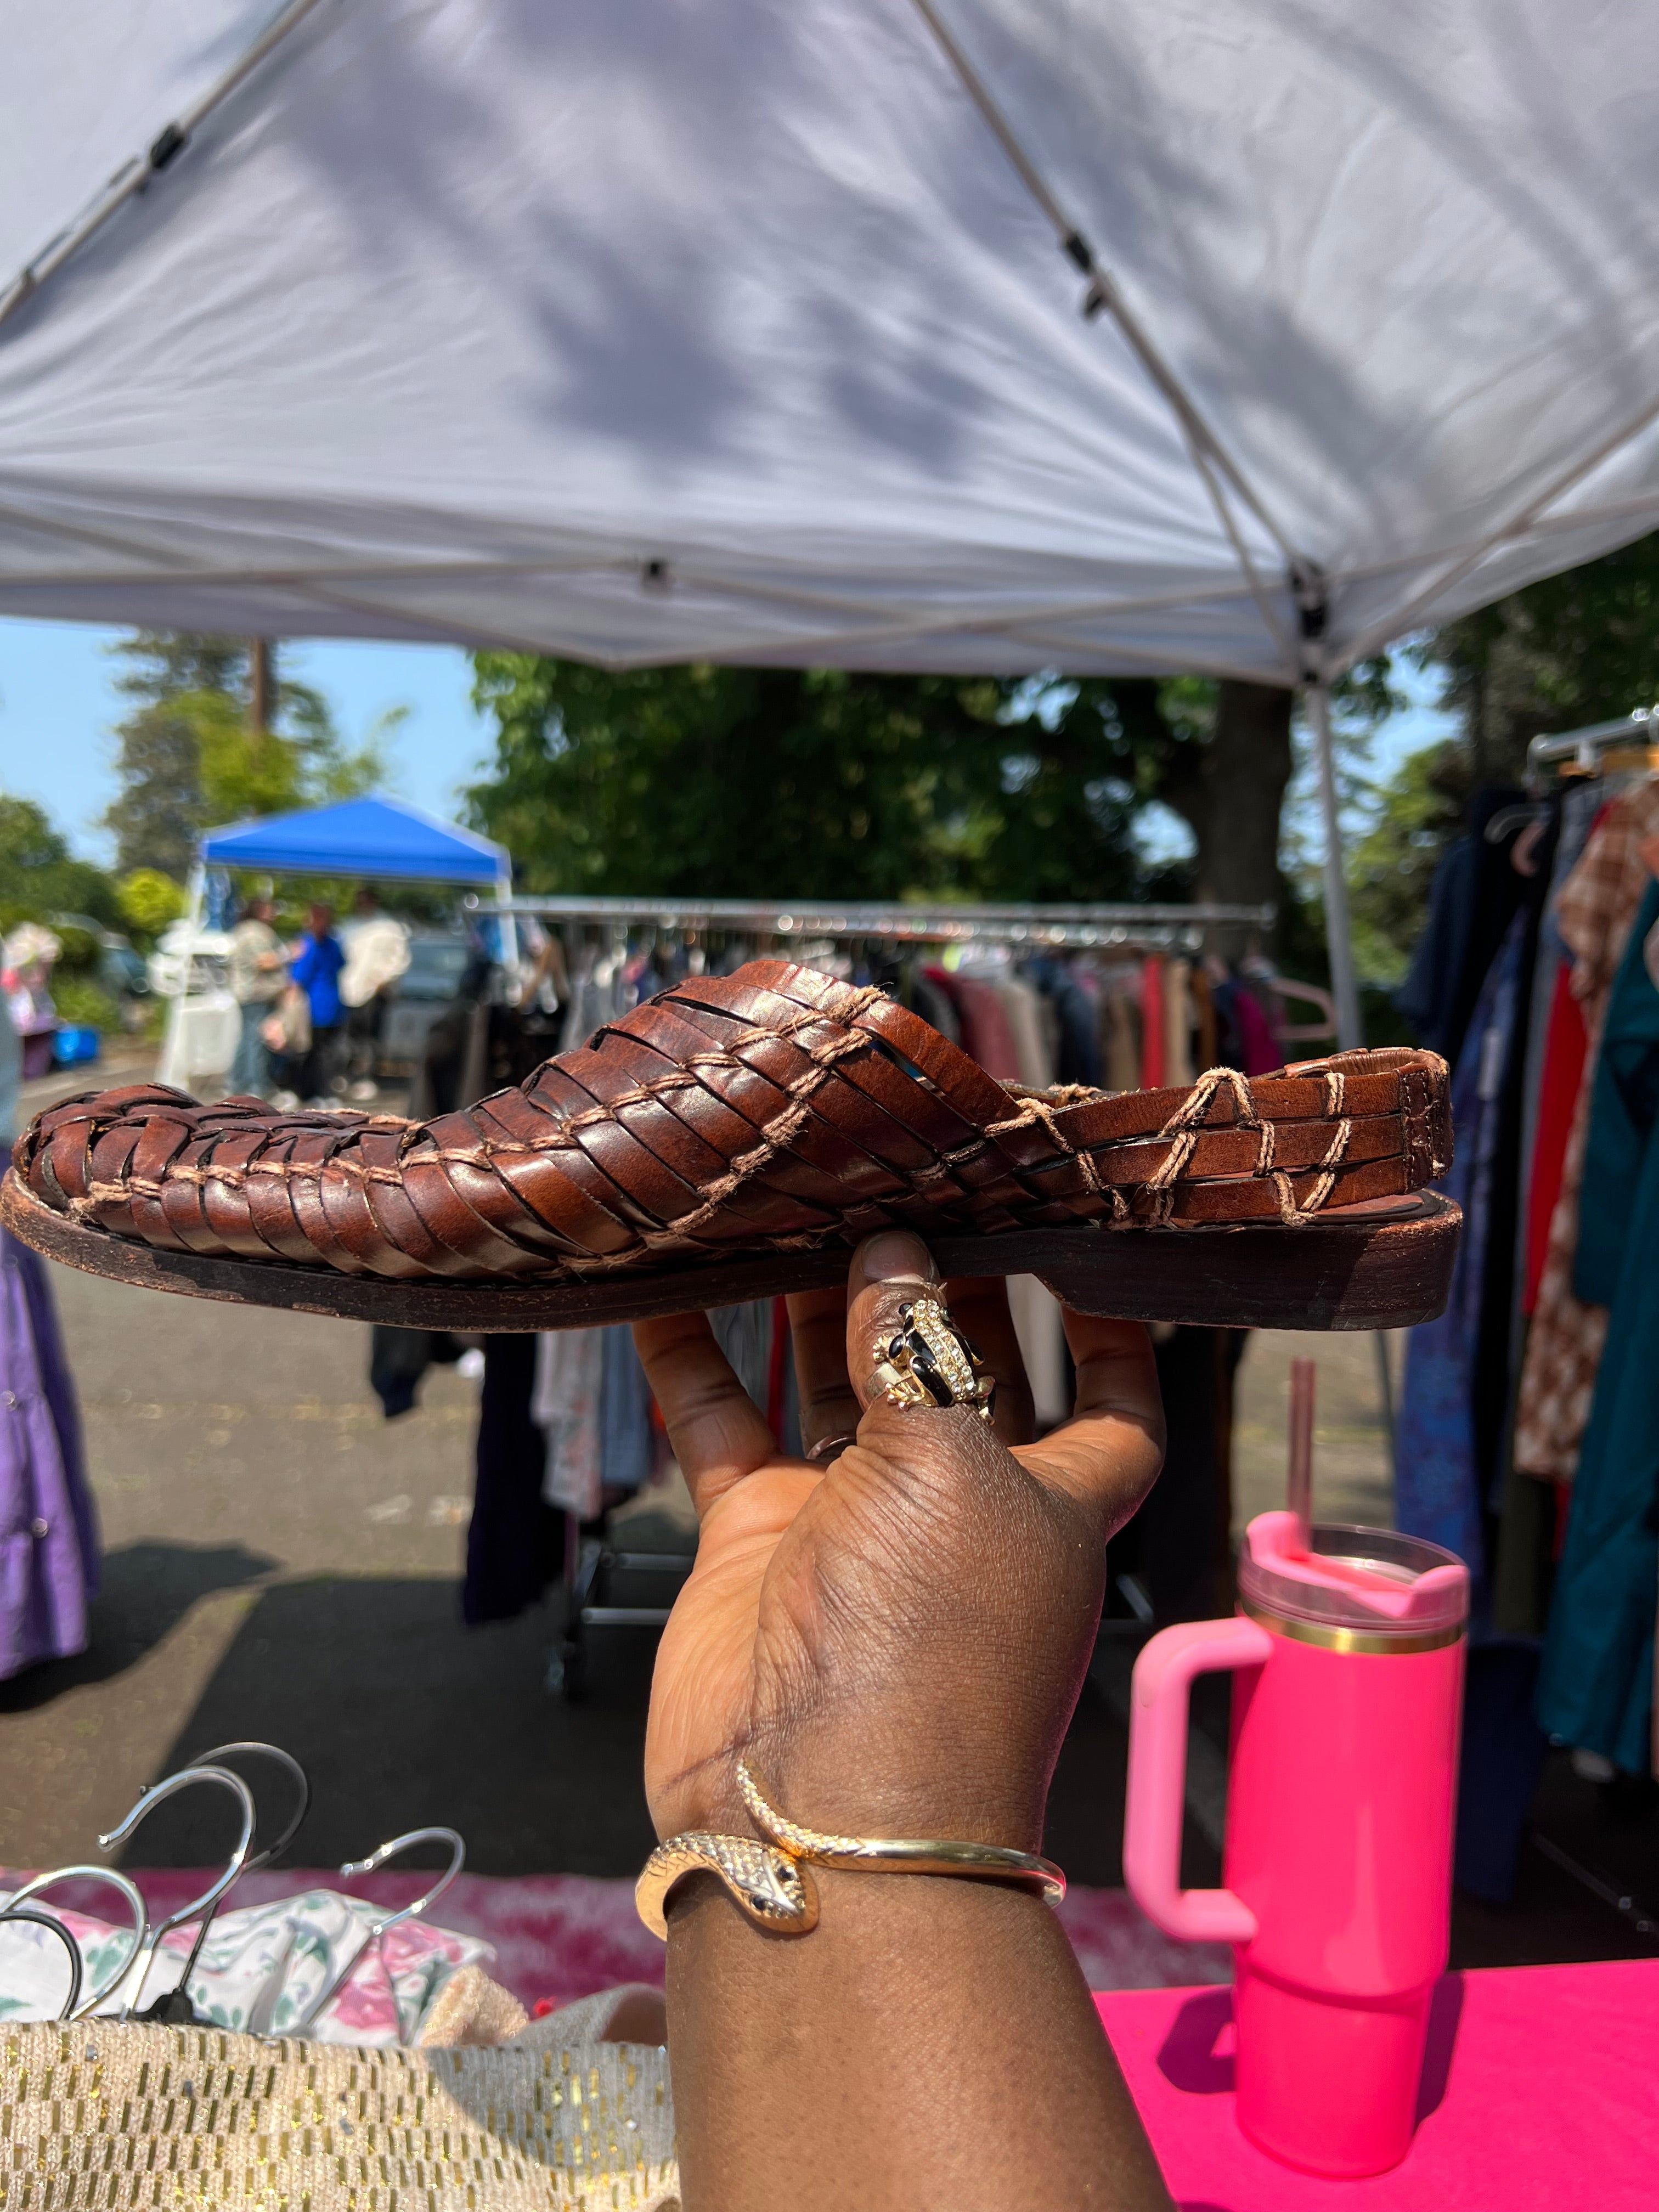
xmin=338 ymin=885 xmax=410 ymax=1102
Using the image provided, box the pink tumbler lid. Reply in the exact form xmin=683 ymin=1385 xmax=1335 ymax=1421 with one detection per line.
xmin=1240 ymin=1513 xmax=1469 ymax=1641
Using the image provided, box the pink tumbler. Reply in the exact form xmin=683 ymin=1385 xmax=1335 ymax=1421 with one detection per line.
xmin=1123 ymin=1512 xmax=1469 ymax=2177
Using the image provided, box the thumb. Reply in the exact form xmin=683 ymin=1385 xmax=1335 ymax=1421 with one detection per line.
xmin=844 ymin=1232 xmax=998 ymax=1454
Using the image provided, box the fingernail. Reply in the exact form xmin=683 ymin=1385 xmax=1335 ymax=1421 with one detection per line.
xmin=859 ymin=1231 xmax=935 ymax=1282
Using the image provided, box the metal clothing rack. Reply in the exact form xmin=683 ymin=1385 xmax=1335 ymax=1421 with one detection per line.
xmin=470 ymin=893 xmax=1276 ymax=954
xmin=1528 ymin=705 xmax=1659 ymax=779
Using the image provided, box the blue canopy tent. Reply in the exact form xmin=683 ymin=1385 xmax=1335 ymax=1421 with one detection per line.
xmin=159 ymin=797 xmax=514 ymax=1092
xmin=199 ymin=795 xmax=509 ymax=885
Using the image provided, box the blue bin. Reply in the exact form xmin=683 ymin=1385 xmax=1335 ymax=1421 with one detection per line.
xmin=52 ymin=1026 xmax=101 ymax=1068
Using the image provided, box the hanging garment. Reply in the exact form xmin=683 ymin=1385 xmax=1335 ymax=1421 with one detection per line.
xmin=1469 ymin=810 xmax=1555 ymax=1504
xmin=907 ymin=967 xmax=961 ymax=1048
xmin=1163 ymin=960 xmax=1195 ymax=1087
xmin=1523 ymin=965 xmax=1589 ymax=1313
xmin=368 ymin=1328 xmax=466 ymax=1420
xmin=1191 ymin=964 xmax=1218 ymax=1073
xmin=926 ymin=967 xmax=1022 ymax=1081
xmin=995 ymin=975 xmax=1054 ymax=1090
xmin=1514 ymin=778 xmax=1659 ymax=1481
xmin=1031 ymin=960 xmax=1102 ymax=1088
xmin=599 ymin=1325 xmax=653 ymax=1494
xmin=1395 ymin=917 xmax=1526 ymax=1578
xmin=1211 ymin=972 xmax=1282 ymax=1076
xmin=0 ymin=1137 xmax=99 ymax=1683
xmin=1102 ymin=980 xmax=1141 ymax=1092
xmin=1139 ymin=955 xmax=1166 ymax=1088
xmin=1395 ymin=786 xmax=1528 ymax=1069
xmin=1515 ymin=783 xmax=1600 ymax=1313
xmin=1537 ymin=879 xmax=1659 ymax=1772
xmin=463 ymin=1335 xmax=562 ymax=1626
xmin=534 ymin=1327 xmax=605 ymax=1520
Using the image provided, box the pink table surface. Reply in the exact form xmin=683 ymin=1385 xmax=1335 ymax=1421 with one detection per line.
xmin=1094 ymin=1960 xmax=1657 ymax=2210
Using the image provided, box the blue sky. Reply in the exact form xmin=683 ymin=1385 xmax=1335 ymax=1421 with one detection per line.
xmin=1 ymin=622 xmax=490 ymax=864
xmin=0 ymin=616 xmax=1459 ymax=868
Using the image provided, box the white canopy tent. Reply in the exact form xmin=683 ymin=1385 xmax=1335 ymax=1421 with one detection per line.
xmin=5 ymin=1 xmax=1659 ymax=1042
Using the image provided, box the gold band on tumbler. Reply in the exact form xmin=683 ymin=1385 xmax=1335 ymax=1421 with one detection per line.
xmin=635 ymin=1762 xmax=1064 ymax=1939
xmin=1239 ymin=1596 xmax=1466 ymax=1657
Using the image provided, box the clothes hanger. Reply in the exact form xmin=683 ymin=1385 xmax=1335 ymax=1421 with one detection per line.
xmin=286 ymin=1826 xmax=465 ymax=2042
xmin=97 ymin=1765 xmax=256 ymax=2021
xmin=185 ymin=1742 xmax=310 ymax=1877
xmin=155 ymin=1742 xmax=314 ymax=2022
xmin=0 ymin=1903 xmax=84 ymax=2022
xmin=2 ymin=1867 xmax=148 ymax=2019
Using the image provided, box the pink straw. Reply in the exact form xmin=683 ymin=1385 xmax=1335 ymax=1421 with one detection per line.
xmin=1287 ymin=1358 xmax=1316 ymax=1554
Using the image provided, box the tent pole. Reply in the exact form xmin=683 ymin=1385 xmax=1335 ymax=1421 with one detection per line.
xmin=1305 ymin=681 xmax=1362 ymax=1052
xmin=495 ymin=867 xmax=521 ymax=998
xmin=1306 ymin=681 xmax=1396 ymax=1493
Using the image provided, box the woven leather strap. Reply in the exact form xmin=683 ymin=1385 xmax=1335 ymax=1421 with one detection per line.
xmin=12 ymin=961 xmax=1451 ymax=1284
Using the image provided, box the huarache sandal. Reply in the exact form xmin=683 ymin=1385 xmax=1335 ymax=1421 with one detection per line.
xmin=1 ymin=960 xmax=1457 ymax=1332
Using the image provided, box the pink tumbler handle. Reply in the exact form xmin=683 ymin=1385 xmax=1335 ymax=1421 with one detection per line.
xmin=1123 ymin=1615 xmax=1273 ymax=1944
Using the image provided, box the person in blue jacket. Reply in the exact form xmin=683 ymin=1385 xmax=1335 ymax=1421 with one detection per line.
xmin=289 ymin=901 xmax=347 ymax=1103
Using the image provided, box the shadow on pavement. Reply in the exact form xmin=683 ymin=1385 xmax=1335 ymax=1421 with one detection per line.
xmin=0 ymin=1542 xmax=278 ymax=1714
xmin=123 ymin=1577 xmax=661 ymax=1878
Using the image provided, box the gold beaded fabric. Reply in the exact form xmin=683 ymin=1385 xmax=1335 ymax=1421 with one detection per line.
xmin=0 ymin=2022 xmax=678 ymax=2211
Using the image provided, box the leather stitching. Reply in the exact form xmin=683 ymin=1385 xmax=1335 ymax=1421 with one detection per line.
xmin=16 ymin=969 xmax=1448 ymax=1279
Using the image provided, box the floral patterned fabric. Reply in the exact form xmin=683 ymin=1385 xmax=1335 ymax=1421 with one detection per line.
xmin=0 ymin=1886 xmax=493 ymax=2041
xmin=1514 ymin=779 xmax=1659 ymax=1482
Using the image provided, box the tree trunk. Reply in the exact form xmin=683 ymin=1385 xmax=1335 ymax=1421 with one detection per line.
xmin=1191 ymin=680 xmax=1294 ymax=960
xmin=250 ymin=639 xmax=273 ymax=735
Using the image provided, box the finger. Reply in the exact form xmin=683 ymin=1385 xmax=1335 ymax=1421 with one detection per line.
xmin=845 ymin=1230 xmax=942 ymax=1413
xmin=939 ymin=1275 xmax=1034 ymax=1447
xmin=785 ymin=1284 xmax=862 ymax=1460
xmin=1013 ymin=1312 xmax=1165 ymax=1527
xmin=630 ymin=1310 xmax=779 ymax=1519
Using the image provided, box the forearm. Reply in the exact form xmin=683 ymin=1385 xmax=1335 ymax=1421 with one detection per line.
xmin=665 ymin=1872 xmax=1172 ymax=2212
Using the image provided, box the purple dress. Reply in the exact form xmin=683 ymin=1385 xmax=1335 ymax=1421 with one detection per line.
xmin=0 ymin=1139 xmax=100 ymax=1680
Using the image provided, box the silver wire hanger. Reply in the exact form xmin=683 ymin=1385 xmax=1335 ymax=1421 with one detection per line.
xmin=185 ymin=1742 xmax=311 ymax=1876
xmin=98 ymin=1765 xmax=256 ymax=2021
xmin=0 ymin=1904 xmax=84 ymax=2021
xmin=158 ymin=1742 xmax=312 ymax=2027
xmin=2 ymin=1867 xmax=148 ymax=2019
xmin=288 ymin=1826 xmax=465 ymax=2042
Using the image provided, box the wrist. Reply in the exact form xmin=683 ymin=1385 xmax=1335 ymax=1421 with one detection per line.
xmin=659 ymin=1727 xmax=1049 ymax=1860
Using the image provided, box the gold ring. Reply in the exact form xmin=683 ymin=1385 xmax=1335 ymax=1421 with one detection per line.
xmin=862 ymin=1296 xmax=995 ymax=1421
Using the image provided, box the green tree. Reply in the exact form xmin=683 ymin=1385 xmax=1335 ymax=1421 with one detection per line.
xmin=103 ymin=633 xmax=393 ymax=872
xmin=0 ymin=794 xmax=121 ymax=934
xmin=1423 ymin=529 xmax=1659 ymax=780
xmin=117 ymin=867 xmax=190 ymax=943
xmin=467 ymin=660 xmax=997 ymax=900
xmin=466 ymin=657 xmax=1302 ymax=933
xmin=1335 ymin=527 xmax=1659 ymax=988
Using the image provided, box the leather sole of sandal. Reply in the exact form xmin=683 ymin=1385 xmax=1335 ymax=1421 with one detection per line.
xmin=1 ymin=1172 xmax=1458 ymax=1333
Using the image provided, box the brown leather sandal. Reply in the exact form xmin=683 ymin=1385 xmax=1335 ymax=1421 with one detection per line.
xmin=1 ymin=960 xmax=1457 ymax=1332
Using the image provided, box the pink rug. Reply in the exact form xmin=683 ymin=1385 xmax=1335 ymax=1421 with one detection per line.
xmin=6 ymin=1870 xmax=1228 ymax=2010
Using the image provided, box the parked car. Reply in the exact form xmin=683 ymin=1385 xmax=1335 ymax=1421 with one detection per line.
xmin=49 ymin=913 xmax=151 ymax=1002
xmin=100 ymin=939 xmax=151 ymax=1001
xmin=376 ymin=932 xmax=476 ymax=1076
